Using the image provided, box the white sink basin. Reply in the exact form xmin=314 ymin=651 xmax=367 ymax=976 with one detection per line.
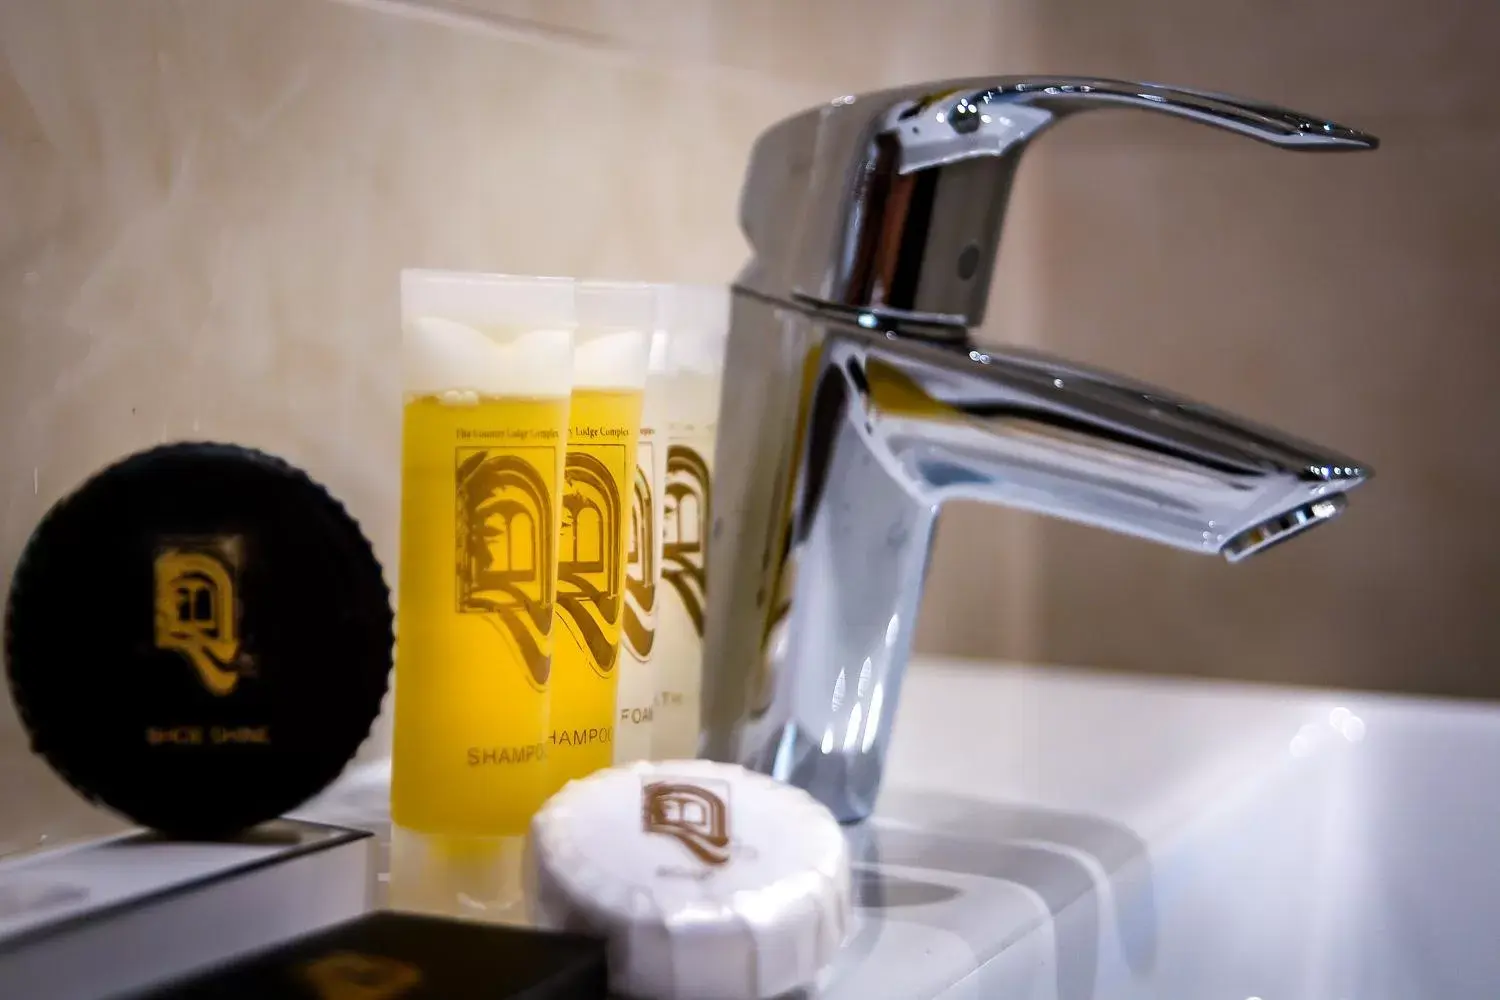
xmin=824 ymin=792 xmax=1157 ymax=1000
xmin=845 ymin=657 xmax=1500 ymax=999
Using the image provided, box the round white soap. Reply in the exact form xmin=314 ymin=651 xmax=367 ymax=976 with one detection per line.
xmin=526 ymin=759 xmax=852 ymax=1000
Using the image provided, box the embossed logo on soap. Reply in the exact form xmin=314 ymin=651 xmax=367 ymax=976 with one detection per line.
xmin=662 ymin=444 xmax=710 ymax=637
xmin=154 ymin=536 xmax=250 ymax=696
xmin=622 ymin=441 xmax=658 ymax=661
xmin=642 ymin=777 xmax=731 ymax=866
xmin=456 ymin=447 xmax=558 ymax=689
xmin=301 ymin=950 xmax=422 ymax=1000
xmin=559 ymin=449 xmax=627 ymax=677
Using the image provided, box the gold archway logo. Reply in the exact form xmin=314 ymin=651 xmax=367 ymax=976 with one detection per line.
xmin=662 ymin=445 xmax=710 ymax=636
xmin=457 ymin=447 xmax=557 ymax=689
xmin=154 ymin=538 xmax=248 ymax=696
xmin=622 ymin=445 xmax=658 ymax=660
xmin=301 ymin=951 xmax=421 ymax=1000
xmin=642 ymin=778 xmax=731 ymax=866
xmin=558 ymin=450 xmax=625 ymax=677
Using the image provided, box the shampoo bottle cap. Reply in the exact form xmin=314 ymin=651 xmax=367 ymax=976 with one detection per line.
xmin=657 ymin=285 xmax=730 ymax=375
xmin=400 ymin=270 xmax=575 ymax=330
xmin=577 ymin=280 xmax=657 ymax=334
xmin=574 ymin=281 xmax=655 ymax=391
xmin=400 ymin=270 xmax=576 ymax=398
xmin=647 ymin=329 xmax=670 ymax=376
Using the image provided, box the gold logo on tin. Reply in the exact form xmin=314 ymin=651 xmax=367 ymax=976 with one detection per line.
xmin=622 ymin=442 xmax=658 ymax=660
xmin=301 ymin=951 xmax=422 ymax=1000
xmin=153 ymin=537 xmax=248 ymax=697
xmin=662 ymin=445 xmax=710 ymax=637
xmin=457 ymin=447 xmax=557 ymax=688
xmin=559 ymin=450 xmax=626 ymax=677
xmin=642 ymin=778 xmax=731 ymax=866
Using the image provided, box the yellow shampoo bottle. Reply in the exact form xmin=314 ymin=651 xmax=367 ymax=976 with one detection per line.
xmin=392 ymin=270 xmax=575 ymax=838
xmin=548 ymin=282 xmax=652 ymax=788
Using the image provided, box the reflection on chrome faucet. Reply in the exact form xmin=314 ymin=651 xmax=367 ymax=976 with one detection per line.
xmin=700 ymin=78 xmax=1378 ymax=823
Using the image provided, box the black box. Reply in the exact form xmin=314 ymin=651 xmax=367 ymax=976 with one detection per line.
xmin=135 ymin=911 xmax=608 ymax=999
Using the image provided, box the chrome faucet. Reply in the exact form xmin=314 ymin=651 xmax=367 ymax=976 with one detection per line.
xmin=698 ymin=78 xmax=1378 ymax=823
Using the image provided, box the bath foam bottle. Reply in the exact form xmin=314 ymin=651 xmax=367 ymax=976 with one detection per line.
xmin=614 ymin=325 xmax=669 ymax=764
xmin=548 ymin=281 xmax=652 ymax=788
xmin=391 ymin=270 xmax=574 ymax=839
xmin=651 ymin=285 xmax=729 ymax=760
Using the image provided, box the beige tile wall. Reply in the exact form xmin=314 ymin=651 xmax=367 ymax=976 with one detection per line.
xmin=0 ymin=0 xmax=1027 ymax=842
xmin=917 ymin=0 xmax=1500 ymax=700
xmin=2 ymin=0 xmax=1494 ymax=841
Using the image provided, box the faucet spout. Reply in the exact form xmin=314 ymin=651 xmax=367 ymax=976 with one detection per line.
xmin=701 ymin=311 xmax=1370 ymax=822
xmin=701 ymin=75 xmax=1377 ymax=823
xmin=870 ymin=339 xmax=1368 ymax=560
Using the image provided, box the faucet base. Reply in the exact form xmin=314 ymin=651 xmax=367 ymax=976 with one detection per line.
xmin=752 ymin=721 xmax=884 ymax=824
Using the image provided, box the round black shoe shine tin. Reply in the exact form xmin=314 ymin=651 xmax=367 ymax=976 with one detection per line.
xmin=4 ymin=443 xmax=394 ymax=839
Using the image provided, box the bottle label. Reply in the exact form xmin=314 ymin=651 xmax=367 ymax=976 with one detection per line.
xmin=622 ymin=430 xmax=661 ymax=660
xmin=455 ymin=444 xmax=560 ymax=689
xmin=558 ymin=417 xmax=635 ymax=678
xmin=662 ymin=444 xmax=711 ymax=637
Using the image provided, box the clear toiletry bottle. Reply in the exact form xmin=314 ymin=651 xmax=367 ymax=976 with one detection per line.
xmin=651 ymin=285 xmax=729 ymax=760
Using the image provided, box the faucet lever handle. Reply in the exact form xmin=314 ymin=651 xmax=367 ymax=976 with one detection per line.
xmin=892 ymin=77 xmax=1376 ymax=174
xmin=736 ymin=75 xmax=1377 ymax=325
